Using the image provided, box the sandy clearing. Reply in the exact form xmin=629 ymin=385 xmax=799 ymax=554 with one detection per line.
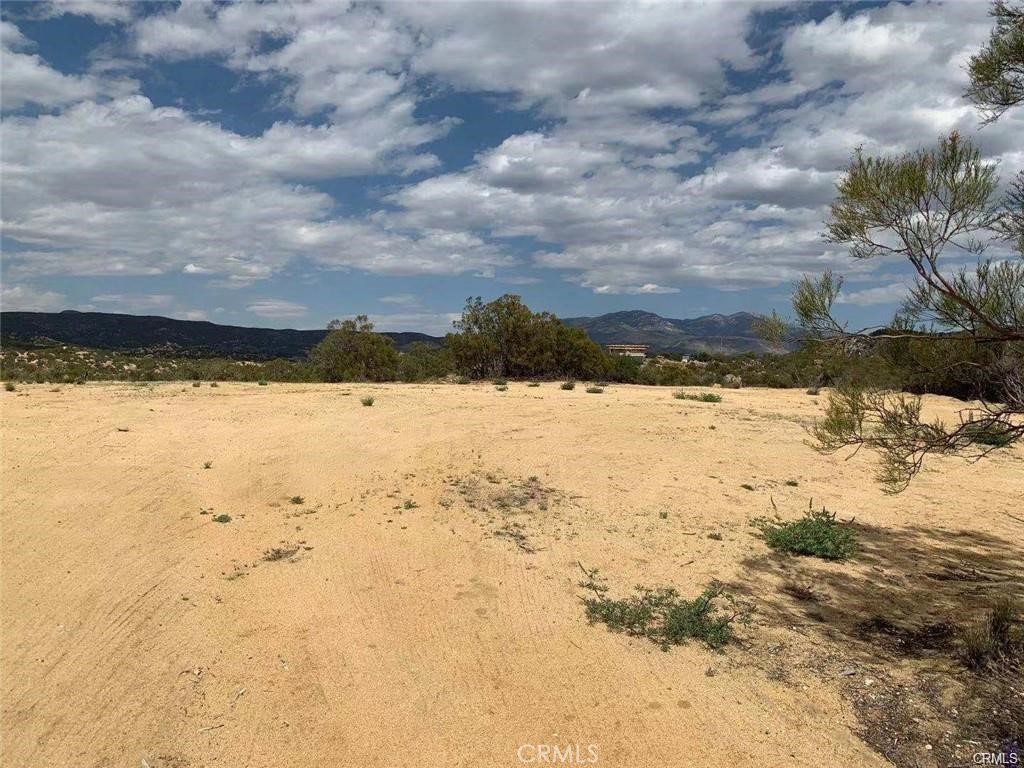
xmin=1 ymin=382 xmax=1020 ymax=767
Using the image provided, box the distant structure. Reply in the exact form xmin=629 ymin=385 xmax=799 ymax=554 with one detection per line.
xmin=606 ymin=343 xmax=648 ymax=358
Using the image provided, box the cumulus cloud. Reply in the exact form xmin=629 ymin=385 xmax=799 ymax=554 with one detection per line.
xmin=3 ymin=0 xmax=1022 ymax=311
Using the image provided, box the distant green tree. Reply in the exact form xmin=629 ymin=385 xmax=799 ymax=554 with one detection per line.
xmin=966 ymin=1 xmax=1024 ymax=123
xmin=398 ymin=342 xmax=451 ymax=382
xmin=310 ymin=315 xmax=399 ymax=382
xmin=446 ymin=295 xmax=608 ymax=379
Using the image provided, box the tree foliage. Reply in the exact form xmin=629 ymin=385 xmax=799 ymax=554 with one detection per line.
xmin=966 ymin=1 xmax=1024 ymax=122
xmin=446 ymin=295 xmax=608 ymax=379
xmin=794 ymin=132 xmax=1023 ymax=491
xmin=310 ymin=315 xmax=400 ymax=382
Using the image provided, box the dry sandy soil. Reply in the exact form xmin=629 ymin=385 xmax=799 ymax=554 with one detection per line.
xmin=2 ymin=382 xmax=1021 ymax=768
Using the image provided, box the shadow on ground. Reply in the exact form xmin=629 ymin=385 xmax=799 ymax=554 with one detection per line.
xmin=732 ymin=520 xmax=1024 ymax=768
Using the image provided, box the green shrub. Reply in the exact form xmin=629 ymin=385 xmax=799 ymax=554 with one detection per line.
xmin=806 ymin=386 xmax=821 ymax=396
xmin=674 ymin=390 xmax=722 ymax=403
xmin=258 ymin=380 xmax=268 ymax=386
xmin=561 ymin=380 xmax=576 ymax=390
xmin=493 ymin=377 xmax=508 ymax=386
xmin=4 ymin=381 xmax=15 ymax=392
xmin=361 ymin=396 xmax=375 ymax=407
xmin=290 ymin=495 xmax=304 ymax=505
xmin=495 ymin=384 xmax=508 ymax=392
xmin=527 ymin=382 xmax=541 ymax=387
xmin=456 ymin=375 xmax=472 ymax=385
xmin=586 ymin=386 xmax=604 ymax=394
xmin=963 ymin=420 xmax=1014 ymax=447
xmin=579 ymin=567 xmax=747 ymax=651
xmin=210 ymin=382 xmax=218 ymax=388
xmin=753 ymin=502 xmax=857 ymax=560
xmin=212 ymin=514 xmax=232 ymax=524
xmin=192 ymin=381 xmax=201 ymax=387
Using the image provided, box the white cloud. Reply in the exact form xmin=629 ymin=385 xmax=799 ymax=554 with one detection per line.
xmin=367 ymin=312 xmax=461 ymax=337
xmin=0 ymin=283 xmax=66 ymax=312
xmin=246 ymin=299 xmax=308 ymax=319
xmin=0 ymin=20 xmax=135 ymax=111
xmin=836 ymin=282 xmax=908 ymax=306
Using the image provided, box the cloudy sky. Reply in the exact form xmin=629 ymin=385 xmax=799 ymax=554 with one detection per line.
xmin=1 ymin=1 xmax=1021 ymax=333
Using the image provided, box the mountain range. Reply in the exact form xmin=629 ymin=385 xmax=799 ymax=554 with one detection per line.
xmin=0 ymin=309 xmax=789 ymax=358
xmin=562 ymin=310 xmax=790 ymax=355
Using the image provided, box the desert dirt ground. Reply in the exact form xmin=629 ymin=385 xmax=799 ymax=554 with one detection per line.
xmin=2 ymin=382 xmax=1021 ymax=768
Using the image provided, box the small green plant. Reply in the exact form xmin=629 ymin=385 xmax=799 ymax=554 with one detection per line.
xmin=740 ymin=483 xmax=755 ymax=491
xmin=753 ymin=501 xmax=858 ymax=561
xmin=560 ymin=380 xmax=576 ymax=390
xmin=578 ymin=565 xmax=747 ymax=651
xmin=586 ymin=386 xmax=604 ymax=394
xmin=456 ymin=376 xmax=472 ymax=385
xmin=784 ymin=480 xmax=799 ymax=487
xmin=210 ymin=382 xmax=218 ymax=388
xmin=258 ymin=380 xmax=268 ymax=386
xmin=203 ymin=461 xmax=213 ymax=469
xmin=290 ymin=495 xmax=304 ymax=505
xmin=361 ymin=396 xmax=375 ymax=407
xmin=212 ymin=514 xmax=232 ymax=524
xmin=4 ymin=381 xmax=15 ymax=392
xmin=495 ymin=385 xmax=508 ymax=392
xmin=674 ymin=390 xmax=722 ymax=403
xmin=659 ymin=510 xmax=669 ymax=520
xmin=527 ymin=382 xmax=541 ymax=387
xmin=403 ymin=499 xmax=418 ymax=510
xmin=708 ymin=531 xmax=723 ymax=541
xmin=493 ymin=377 xmax=508 ymax=386
xmin=806 ymin=386 xmax=821 ymax=396
xmin=192 ymin=381 xmax=201 ymax=387
xmin=963 ymin=420 xmax=1014 ymax=447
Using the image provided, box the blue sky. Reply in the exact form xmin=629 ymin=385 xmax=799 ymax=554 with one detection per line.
xmin=2 ymin=1 xmax=1021 ymax=334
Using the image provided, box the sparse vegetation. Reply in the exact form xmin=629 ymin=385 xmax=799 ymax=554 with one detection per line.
xmin=495 ymin=384 xmax=508 ymax=391
xmin=203 ymin=461 xmax=213 ymax=469
xmin=585 ymin=385 xmax=603 ymax=394
xmin=455 ymin=375 xmax=472 ymax=385
xmin=740 ymin=483 xmax=755 ymax=491
xmin=578 ymin=566 xmax=748 ymax=651
xmin=289 ymin=495 xmax=304 ymax=505
xmin=960 ymin=597 xmax=1022 ymax=671
xmin=753 ymin=501 xmax=857 ymax=560
xmin=192 ymin=381 xmax=201 ymax=387
xmin=212 ymin=514 xmax=232 ymax=524
xmin=674 ymin=390 xmax=722 ymax=403
xmin=4 ymin=381 xmax=15 ymax=392
xmin=560 ymin=380 xmax=576 ymax=390
xmin=258 ymin=379 xmax=268 ymax=386
xmin=361 ymin=396 xmax=375 ymax=407
xmin=263 ymin=544 xmax=300 ymax=562
xmin=527 ymin=381 xmax=540 ymax=387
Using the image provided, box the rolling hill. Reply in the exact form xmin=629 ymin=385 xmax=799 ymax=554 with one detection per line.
xmin=1 ymin=308 xmax=790 ymax=359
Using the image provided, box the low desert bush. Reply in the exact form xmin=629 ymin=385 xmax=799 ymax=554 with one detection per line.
xmin=674 ymin=391 xmax=722 ymax=403
xmin=579 ymin=566 xmax=748 ymax=651
xmin=493 ymin=377 xmax=508 ymax=386
xmin=192 ymin=381 xmax=201 ymax=387
xmin=212 ymin=514 xmax=232 ymax=524
xmin=290 ymin=495 xmax=304 ymax=505
xmin=527 ymin=382 xmax=541 ymax=387
xmin=753 ymin=501 xmax=857 ymax=560
xmin=495 ymin=384 xmax=508 ymax=391
xmin=961 ymin=597 xmax=1021 ymax=671
xmin=4 ymin=381 xmax=15 ymax=392
xmin=361 ymin=396 xmax=375 ymax=407
xmin=456 ymin=376 xmax=472 ymax=385
xmin=586 ymin=386 xmax=604 ymax=394
xmin=560 ymin=380 xmax=576 ymax=390
xmin=963 ymin=420 xmax=1015 ymax=447
xmin=258 ymin=379 xmax=268 ymax=386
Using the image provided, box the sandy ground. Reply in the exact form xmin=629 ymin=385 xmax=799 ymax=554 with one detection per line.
xmin=2 ymin=382 xmax=1021 ymax=768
